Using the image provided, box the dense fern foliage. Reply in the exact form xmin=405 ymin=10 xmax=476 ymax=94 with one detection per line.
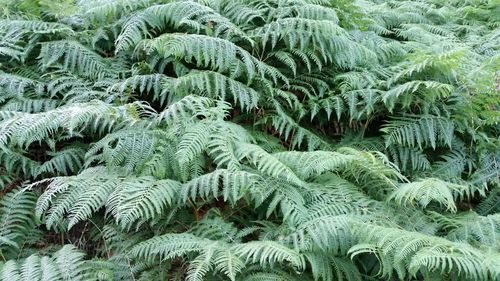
xmin=0 ymin=0 xmax=499 ymax=280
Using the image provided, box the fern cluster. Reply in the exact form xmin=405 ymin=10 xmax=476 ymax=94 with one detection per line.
xmin=0 ymin=0 xmax=498 ymax=280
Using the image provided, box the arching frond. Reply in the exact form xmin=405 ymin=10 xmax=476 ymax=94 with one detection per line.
xmin=109 ymin=74 xmax=166 ymax=99
xmin=108 ymin=178 xmax=181 ymax=229
xmin=34 ymin=168 xmax=181 ymax=230
xmin=387 ymin=146 xmax=431 ymax=173
xmin=78 ymin=0 xmax=153 ymax=24
xmin=0 ymin=245 xmax=109 ymax=281
xmin=157 ymin=95 xmax=231 ymax=124
xmin=305 ymin=253 xmax=362 ymax=281
xmin=180 ymin=169 xmax=260 ymax=204
xmin=0 ymin=101 xmax=149 ymax=149
xmin=130 ymin=233 xmax=210 ymax=261
xmin=388 ymin=178 xmax=484 ymax=212
xmin=252 ymin=18 xmax=345 ymax=52
xmin=142 ymin=34 xmax=287 ymax=83
xmin=0 ymin=73 xmax=44 ymax=94
xmin=382 ymin=80 xmax=453 ymax=111
xmin=35 ymin=145 xmax=86 ymax=177
xmin=431 ymin=211 xmax=500 ymax=248
xmin=263 ymin=103 xmax=330 ymax=150
xmin=116 ymin=1 xmax=250 ymax=52
xmin=0 ymin=189 xmax=36 ymax=257
xmin=169 ymin=70 xmax=260 ymax=111
xmin=0 ymin=20 xmax=73 ymax=35
xmin=235 ymin=142 xmax=304 ymax=186
xmin=233 ymin=241 xmax=305 ymax=270
xmin=350 ymin=223 xmax=500 ymax=280
xmin=39 ymin=40 xmax=117 ymax=80
xmin=382 ymin=115 xmax=455 ymax=149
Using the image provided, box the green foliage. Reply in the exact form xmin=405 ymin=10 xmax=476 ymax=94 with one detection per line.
xmin=388 ymin=178 xmax=484 ymax=212
xmin=0 ymin=0 xmax=498 ymax=280
xmin=0 ymin=189 xmax=37 ymax=259
xmin=0 ymin=245 xmax=111 ymax=281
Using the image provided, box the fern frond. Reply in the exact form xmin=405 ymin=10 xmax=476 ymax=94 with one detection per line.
xmin=431 ymin=211 xmax=500 ymax=248
xmin=253 ymin=18 xmax=345 ymax=52
xmin=35 ymin=145 xmax=86 ymax=177
xmin=0 ymin=101 xmax=147 ymax=149
xmin=382 ymin=80 xmax=453 ymax=111
xmin=388 ymin=178 xmax=484 ymax=212
xmin=284 ymin=3 xmax=339 ymax=22
xmin=156 ymin=95 xmax=231 ymax=125
xmin=175 ymin=120 xmax=214 ymax=171
xmin=170 ymin=70 xmax=260 ymax=111
xmin=0 ymin=72 xmax=44 ymax=94
xmin=79 ymin=0 xmax=153 ymax=24
xmin=180 ymin=169 xmax=260 ymax=205
xmin=241 ymin=271 xmax=304 ymax=281
xmin=233 ymin=241 xmax=305 ymax=270
xmin=476 ymin=188 xmax=500 ymax=216
xmin=350 ymin=223 xmax=499 ymax=280
xmin=0 ymin=20 xmax=73 ymax=35
xmin=263 ymin=102 xmax=329 ymax=150
xmin=0 ymin=149 xmax=40 ymax=176
xmin=130 ymin=233 xmax=209 ymax=261
xmin=389 ymin=48 xmax=467 ymax=83
xmin=382 ymin=115 xmax=455 ymax=149
xmin=0 ymin=244 xmax=108 ymax=281
xmin=305 ymin=253 xmax=362 ymax=281
xmin=431 ymin=148 xmax=469 ymax=179
xmin=108 ymin=178 xmax=181 ymax=229
xmin=272 ymin=151 xmax=355 ymax=180
xmin=35 ymin=168 xmax=182 ymax=230
xmin=0 ymin=189 xmax=36 ymax=257
xmin=297 ymin=215 xmax=355 ymax=254
xmin=116 ymin=1 xmax=250 ymax=52
xmin=1 ymin=98 xmax=59 ymax=113
xmin=235 ymin=142 xmax=304 ymax=186
xmin=143 ymin=34 xmax=286 ymax=83
xmin=387 ymin=146 xmax=431 ymax=173
xmin=214 ymin=249 xmax=245 ymax=281
xmin=0 ymin=30 xmax=26 ymax=61
xmin=39 ymin=40 xmax=117 ymax=80
xmin=109 ymin=74 xmax=166 ymax=99
xmin=85 ymin=129 xmax=158 ymax=173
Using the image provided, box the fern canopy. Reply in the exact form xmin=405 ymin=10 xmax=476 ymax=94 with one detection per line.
xmin=0 ymin=0 xmax=498 ymax=280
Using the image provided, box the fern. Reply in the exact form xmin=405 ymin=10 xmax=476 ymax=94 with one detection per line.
xmin=431 ymin=211 xmax=500 ymax=248
xmin=0 ymin=0 xmax=498 ymax=280
xmin=180 ymin=169 xmax=259 ymax=204
xmin=382 ymin=80 xmax=453 ymax=111
xmin=382 ymin=115 xmax=455 ymax=149
xmin=108 ymin=177 xmax=181 ymax=229
xmin=143 ymin=34 xmax=287 ymax=83
xmin=253 ymin=18 xmax=345 ymax=51
xmin=169 ymin=70 xmax=260 ymax=111
xmin=350 ymin=223 xmax=500 ymax=280
xmin=233 ymin=241 xmax=305 ymax=270
xmin=0 ymin=245 xmax=110 ymax=281
xmin=388 ymin=178 xmax=483 ymax=212
xmin=116 ymin=1 xmax=250 ymax=52
xmin=0 ymin=101 xmax=150 ymax=150
xmin=0 ymin=20 xmax=73 ymax=35
xmin=0 ymin=189 xmax=37 ymax=258
xmin=39 ymin=40 xmax=117 ymax=80
xmin=35 ymin=145 xmax=86 ymax=177
xmin=305 ymin=253 xmax=362 ymax=281
xmin=235 ymin=142 xmax=304 ymax=186
xmin=33 ymin=168 xmax=183 ymax=230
